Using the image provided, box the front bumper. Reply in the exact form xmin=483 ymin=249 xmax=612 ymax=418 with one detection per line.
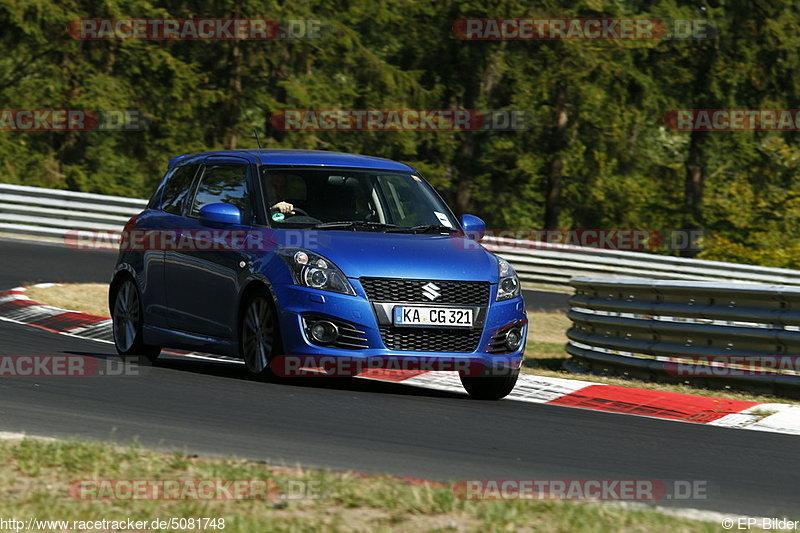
xmin=270 ymin=281 xmax=527 ymax=372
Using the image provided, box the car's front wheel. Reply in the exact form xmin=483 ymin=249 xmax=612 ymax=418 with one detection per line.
xmin=240 ymin=291 xmax=281 ymax=380
xmin=111 ymin=278 xmax=160 ymax=362
xmin=460 ymin=367 xmax=519 ymax=400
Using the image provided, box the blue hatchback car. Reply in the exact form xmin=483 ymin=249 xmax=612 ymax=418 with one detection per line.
xmin=110 ymin=149 xmax=527 ymax=399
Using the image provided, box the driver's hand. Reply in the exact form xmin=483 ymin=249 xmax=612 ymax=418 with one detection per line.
xmin=272 ymin=201 xmax=294 ymax=214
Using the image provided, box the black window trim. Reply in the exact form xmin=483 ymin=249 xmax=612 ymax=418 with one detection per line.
xmin=159 ymin=163 xmax=201 ymax=216
xmin=256 ymin=165 xmax=460 ymax=229
xmin=185 ymin=162 xmax=255 ymax=223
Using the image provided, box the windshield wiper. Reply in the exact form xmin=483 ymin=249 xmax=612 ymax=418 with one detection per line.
xmin=313 ymin=221 xmax=459 ymax=234
xmin=312 ymin=221 xmax=401 ymax=231
xmin=386 ymin=224 xmax=460 ymax=234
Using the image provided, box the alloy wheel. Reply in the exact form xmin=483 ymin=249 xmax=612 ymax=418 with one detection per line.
xmin=242 ymin=296 xmax=276 ymax=374
xmin=113 ymin=280 xmax=140 ymax=353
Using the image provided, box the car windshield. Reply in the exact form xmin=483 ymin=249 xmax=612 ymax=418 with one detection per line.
xmin=260 ymin=167 xmax=459 ymax=231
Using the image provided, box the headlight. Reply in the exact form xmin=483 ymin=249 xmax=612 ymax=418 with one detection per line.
xmin=279 ymin=248 xmax=356 ymax=295
xmin=496 ymin=256 xmax=520 ymax=301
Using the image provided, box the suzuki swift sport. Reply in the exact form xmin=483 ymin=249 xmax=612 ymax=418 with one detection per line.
xmin=110 ymin=149 xmax=527 ymax=399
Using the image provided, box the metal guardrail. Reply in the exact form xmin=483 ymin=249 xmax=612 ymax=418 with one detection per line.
xmin=482 ymin=236 xmax=800 ymax=287
xmin=3 ymin=183 xmax=800 ymax=289
xmin=0 ymin=183 xmax=146 ymax=240
xmin=566 ymin=277 xmax=800 ymax=388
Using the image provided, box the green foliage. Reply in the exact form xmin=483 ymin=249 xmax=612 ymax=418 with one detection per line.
xmin=698 ymin=234 xmax=800 ymax=269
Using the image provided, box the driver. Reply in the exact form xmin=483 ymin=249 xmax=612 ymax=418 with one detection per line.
xmin=265 ymin=173 xmax=295 ymax=215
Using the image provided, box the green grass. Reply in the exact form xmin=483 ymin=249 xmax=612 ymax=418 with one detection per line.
xmin=0 ymin=437 xmax=724 ymax=533
xmin=520 ymin=283 xmax=572 ymax=294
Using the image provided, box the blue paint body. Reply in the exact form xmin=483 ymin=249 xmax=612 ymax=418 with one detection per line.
xmin=113 ymin=150 xmax=527 ymax=369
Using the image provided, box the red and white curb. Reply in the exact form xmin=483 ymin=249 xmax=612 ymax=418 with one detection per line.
xmin=0 ymin=285 xmax=232 ymax=363
xmin=0 ymin=284 xmax=113 ymax=340
xmin=3 ymin=285 xmax=800 ymax=437
xmin=396 ymin=372 xmax=800 ymax=434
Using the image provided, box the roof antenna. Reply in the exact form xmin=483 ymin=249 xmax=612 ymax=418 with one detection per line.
xmin=252 ymin=127 xmax=264 ymax=149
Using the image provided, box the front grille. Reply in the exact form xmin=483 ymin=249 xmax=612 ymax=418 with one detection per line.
xmin=379 ymin=326 xmax=482 ymax=353
xmin=361 ymin=278 xmax=490 ymax=306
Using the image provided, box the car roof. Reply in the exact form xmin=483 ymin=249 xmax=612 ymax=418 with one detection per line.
xmin=168 ymin=149 xmax=415 ymax=172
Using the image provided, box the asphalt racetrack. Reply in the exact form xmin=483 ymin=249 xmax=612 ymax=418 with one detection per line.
xmin=0 ymin=237 xmax=797 ymax=517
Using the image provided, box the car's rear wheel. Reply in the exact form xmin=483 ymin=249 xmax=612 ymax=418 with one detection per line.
xmin=460 ymin=367 xmax=519 ymax=400
xmin=240 ymin=291 xmax=280 ymax=380
xmin=112 ymin=278 xmax=160 ymax=362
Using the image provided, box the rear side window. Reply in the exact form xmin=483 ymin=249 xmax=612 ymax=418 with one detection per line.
xmin=190 ymin=164 xmax=251 ymax=220
xmin=160 ymin=164 xmax=198 ymax=215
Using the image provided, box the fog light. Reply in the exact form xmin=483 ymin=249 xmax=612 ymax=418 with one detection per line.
xmin=309 ymin=321 xmax=338 ymax=344
xmin=504 ymin=328 xmax=522 ymax=350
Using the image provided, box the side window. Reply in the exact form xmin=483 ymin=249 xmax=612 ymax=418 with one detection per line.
xmin=148 ymin=168 xmax=175 ymax=209
xmin=161 ymin=164 xmax=198 ymax=215
xmin=190 ymin=164 xmax=251 ymax=220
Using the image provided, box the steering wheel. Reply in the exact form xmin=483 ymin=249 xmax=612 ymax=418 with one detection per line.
xmin=287 ymin=207 xmax=310 ymax=217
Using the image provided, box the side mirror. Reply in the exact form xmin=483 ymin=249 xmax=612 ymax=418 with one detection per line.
xmin=199 ymin=203 xmax=241 ymax=226
xmin=460 ymin=214 xmax=485 ymax=241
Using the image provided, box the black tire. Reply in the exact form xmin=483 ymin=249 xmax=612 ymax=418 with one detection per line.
xmin=239 ymin=290 xmax=281 ymax=380
xmin=111 ymin=278 xmax=160 ymax=362
xmin=460 ymin=367 xmax=519 ymax=400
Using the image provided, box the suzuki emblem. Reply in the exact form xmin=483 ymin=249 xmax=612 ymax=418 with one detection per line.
xmin=421 ymin=282 xmax=441 ymax=301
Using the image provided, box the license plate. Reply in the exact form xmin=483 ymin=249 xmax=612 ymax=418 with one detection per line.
xmin=393 ymin=306 xmax=473 ymax=328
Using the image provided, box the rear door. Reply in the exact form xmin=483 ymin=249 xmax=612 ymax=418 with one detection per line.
xmin=139 ymin=163 xmax=200 ymax=328
xmin=164 ymin=156 xmax=256 ymax=338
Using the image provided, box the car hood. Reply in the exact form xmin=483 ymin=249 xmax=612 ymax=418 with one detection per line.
xmin=272 ymin=229 xmax=499 ymax=282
